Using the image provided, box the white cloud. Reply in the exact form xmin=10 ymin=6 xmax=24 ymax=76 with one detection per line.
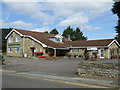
xmin=9 ymin=21 xmax=34 ymax=28
xmin=45 ymin=2 xmax=112 ymax=18
xmin=3 ymin=2 xmax=113 ymax=26
xmin=82 ymin=25 xmax=101 ymax=30
xmin=2 ymin=1 xmax=113 ymax=32
xmin=3 ymin=1 xmax=53 ymax=23
xmin=0 ymin=19 xmax=50 ymax=32
xmin=45 ymin=2 xmax=112 ymax=26
xmin=31 ymin=27 xmax=50 ymax=32
xmin=58 ymin=13 xmax=88 ymax=26
xmin=0 ymin=19 xmax=34 ymax=29
xmin=0 ymin=20 xmax=6 ymax=27
xmin=2 ymin=0 xmax=113 ymax=2
xmin=105 ymin=33 xmax=117 ymax=37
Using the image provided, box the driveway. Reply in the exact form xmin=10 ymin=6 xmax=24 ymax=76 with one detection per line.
xmin=2 ymin=57 xmax=81 ymax=77
xmin=2 ymin=56 xmax=119 ymax=77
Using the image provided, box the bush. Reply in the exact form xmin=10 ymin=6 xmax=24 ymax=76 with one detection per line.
xmin=67 ymin=54 xmax=71 ymax=58
xmin=51 ymin=56 xmax=58 ymax=59
xmin=79 ymin=55 xmax=83 ymax=57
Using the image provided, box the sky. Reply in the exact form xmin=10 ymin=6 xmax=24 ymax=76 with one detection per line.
xmin=0 ymin=0 xmax=118 ymax=40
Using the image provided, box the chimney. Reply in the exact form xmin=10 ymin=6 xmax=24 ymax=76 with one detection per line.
xmin=68 ymin=35 xmax=72 ymax=41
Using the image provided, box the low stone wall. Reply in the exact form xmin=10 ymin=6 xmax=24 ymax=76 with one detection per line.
xmin=77 ymin=61 xmax=119 ymax=79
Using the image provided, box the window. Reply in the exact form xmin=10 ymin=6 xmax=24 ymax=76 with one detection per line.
xmin=56 ymin=38 xmax=60 ymax=42
xmin=15 ymin=47 xmax=20 ymax=53
xmin=48 ymin=37 xmax=62 ymax=42
xmin=8 ymin=38 xmax=13 ymax=43
xmin=35 ymin=48 xmax=38 ymax=52
xmin=15 ymin=37 xmax=21 ymax=42
xmin=72 ymin=49 xmax=79 ymax=53
xmin=32 ymin=41 xmax=34 ymax=45
xmin=8 ymin=48 xmax=12 ymax=53
xmin=100 ymin=48 xmax=104 ymax=58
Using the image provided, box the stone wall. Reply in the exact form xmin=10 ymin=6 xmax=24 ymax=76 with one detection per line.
xmin=6 ymin=32 xmax=23 ymax=57
xmin=77 ymin=61 xmax=119 ymax=79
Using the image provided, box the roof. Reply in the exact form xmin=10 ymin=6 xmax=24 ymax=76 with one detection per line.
xmin=6 ymin=28 xmax=117 ymax=49
xmin=70 ymin=39 xmax=115 ymax=47
xmin=13 ymin=29 xmax=70 ymax=48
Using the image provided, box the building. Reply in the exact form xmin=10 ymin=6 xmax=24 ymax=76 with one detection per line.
xmin=5 ymin=28 xmax=120 ymax=59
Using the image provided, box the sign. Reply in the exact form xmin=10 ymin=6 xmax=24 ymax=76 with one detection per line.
xmin=8 ymin=45 xmax=20 ymax=48
xmin=87 ymin=47 xmax=97 ymax=50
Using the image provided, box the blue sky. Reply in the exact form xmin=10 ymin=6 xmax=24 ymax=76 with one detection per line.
xmin=0 ymin=0 xmax=118 ymax=40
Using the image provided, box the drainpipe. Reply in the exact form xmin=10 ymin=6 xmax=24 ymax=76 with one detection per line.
xmin=54 ymin=48 xmax=56 ymax=56
xmin=22 ymin=37 xmax=24 ymax=57
xmin=108 ymin=49 xmax=110 ymax=59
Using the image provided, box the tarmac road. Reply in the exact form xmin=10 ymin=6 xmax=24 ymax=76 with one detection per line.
xmin=2 ymin=73 xmax=87 ymax=88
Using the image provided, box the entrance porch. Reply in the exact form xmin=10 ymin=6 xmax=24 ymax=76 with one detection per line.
xmin=48 ymin=48 xmax=69 ymax=56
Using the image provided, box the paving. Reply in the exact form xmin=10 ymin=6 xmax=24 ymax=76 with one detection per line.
xmin=1 ymin=56 xmax=120 ymax=88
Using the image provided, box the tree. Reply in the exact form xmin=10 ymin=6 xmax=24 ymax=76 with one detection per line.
xmin=0 ymin=28 xmax=12 ymax=53
xmin=45 ymin=47 xmax=49 ymax=53
xmin=75 ymin=27 xmax=87 ymax=41
xmin=112 ymin=1 xmax=120 ymax=43
xmin=62 ymin=26 xmax=75 ymax=41
xmin=50 ymin=28 xmax=59 ymax=34
xmin=44 ymin=31 xmax=49 ymax=33
xmin=62 ymin=26 xmax=87 ymax=41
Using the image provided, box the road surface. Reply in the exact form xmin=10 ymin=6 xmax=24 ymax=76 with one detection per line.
xmin=2 ymin=73 xmax=87 ymax=88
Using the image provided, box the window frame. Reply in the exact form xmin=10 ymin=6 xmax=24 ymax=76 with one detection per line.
xmin=100 ymin=48 xmax=104 ymax=58
xmin=8 ymin=37 xmax=13 ymax=43
xmin=8 ymin=47 xmax=12 ymax=53
xmin=15 ymin=47 xmax=20 ymax=53
xmin=15 ymin=37 xmax=21 ymax=42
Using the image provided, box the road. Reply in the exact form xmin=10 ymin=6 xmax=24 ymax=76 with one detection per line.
xmin=2 ymin=73 xmax=87 ymax=88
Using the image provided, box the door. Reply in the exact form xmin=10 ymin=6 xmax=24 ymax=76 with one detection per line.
xmin=30 ymin=47 xmax=35 ymax=56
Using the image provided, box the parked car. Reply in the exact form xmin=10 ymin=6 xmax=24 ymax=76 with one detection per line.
xmin=34 ymin=51 xmax=46 ymax=58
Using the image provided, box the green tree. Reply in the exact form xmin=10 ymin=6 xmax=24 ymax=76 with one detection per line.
xmin=45 ymin=47 xmax=49 ymax=53
xmin=44 ymin=31 xmax=49 ymax=33
xmin=112 ymin=1 xmax=120 ymax=43
xmin=0 ymin=28 xmax=12 ymax=53
xmin=62 ymin=26 xmax=87 ymax=41
xmin=62 ymin=26 xmax=75 ymax=41
xmin=75 ymin=27 xmax=87 ymax=41
xmin=50 ymin=28 xmax=59 ymax=34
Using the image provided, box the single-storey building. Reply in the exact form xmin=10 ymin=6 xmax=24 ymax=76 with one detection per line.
xmin=5 ymin=28 xmax=120 ymax=59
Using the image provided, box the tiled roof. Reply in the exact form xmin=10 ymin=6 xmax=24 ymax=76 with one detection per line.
xmin=15 ymin=29 xmax=70 ymax=48
xmin=70 ymin=39 xmax=114 ymax=47
xmin=14 ymin=29 xmax=114 ymax=48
